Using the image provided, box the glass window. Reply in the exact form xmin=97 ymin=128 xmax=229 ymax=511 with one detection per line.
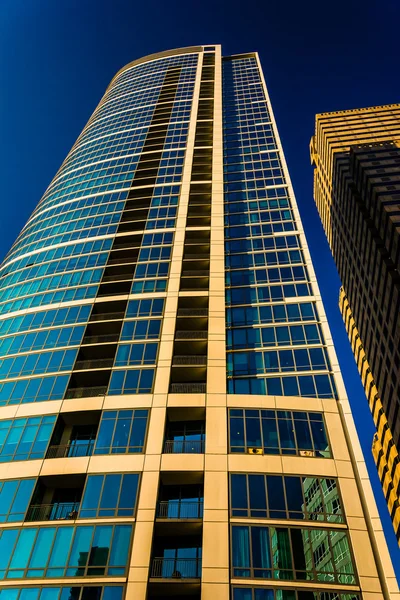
xmin=0 ymin=586 xmax=124 ymax=600
xmin=0 ymin=478 xmax=36 ymax=522
xmin=231 ymin=588 xmax=360 ymax=600
xmin=231 ymin=525 xmax=356 ymax=584
xmin=0 ymin=416 xmax=56 ymax=463
xmin=94 ymin=409 xmax=148 ymax=454
xmin=228 ymin=409 xmax=331 ymax=458
xmin=80 ymin=473 xmax=140 ymax=518
xmin=230 ymin=474 xmax=343 ymax=523
xmin=0 ymin=524 xmax=132 ymax=579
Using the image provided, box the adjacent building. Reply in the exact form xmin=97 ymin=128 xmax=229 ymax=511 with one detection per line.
xmin=0 ymin=46 xmax=398 ymax=600
xmin=310 ymin=105 xmax=400 ymax=541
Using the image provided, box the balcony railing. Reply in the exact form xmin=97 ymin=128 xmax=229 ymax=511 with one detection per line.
xmin=89 ymin=312 xmax=125 ymax=322
xmin=81 ymin=333 xmax=120 ymax=344
xmin=172 ymin=356 xmax=207 ymax=366
xmin=175 ymin=331 xmax=208 ymax=340
xmin=25 ymin=502 xmax=80 ymax=522
xmin=64 ymin=386 xmax=107 ymax=399
xmin=74 ymin=358 xmax=114 ymax=371
xmin=181 ymin=270 xmax=210 ymax=277
xmin=46 ymin=441 xmax=95 ymax=459
xmin=177 ymin=308 xmax=208 ymax=317
xmin=157 ymin=501 xmax=203 ymax=519
xmin=151 ymin=557 xmax=202 ymax=579
xmin=169 ymin=383 xmax=206 ymax=394
xmin=163 ymin=440 xmax=205 ymax=454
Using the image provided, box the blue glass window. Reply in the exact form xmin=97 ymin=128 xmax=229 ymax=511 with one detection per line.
xmin=0 ymin=586 xmax=124 ymax=600
xmin=232 ymin=588 xmax=360 ymax=600
xmin=0 ymin=416 xmax=55 ymax=462
xmin=0 ymin=524 xmax=132 ymax=578
xmin=0 ymin=479 xmax=36 ymax=522
xmin=228 ymin=409 xmax=331 ymax=457
xmin=231 ymin=524 xmax=356 ymax=584
xmin=94 ymin=409 xmax=148 ymax=454
xmin=80 ymin=473 xmax=140 ymax=518
xmin=230 ymin=474 xmax=343 ymax=522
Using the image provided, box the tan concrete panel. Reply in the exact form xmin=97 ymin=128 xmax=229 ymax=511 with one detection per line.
xmin=281 ymin=456 xmax=337 ymax=476
xmin=339 ymin=477 xmax=364 ymax=518
xmin=202 ymin=521 xmax=229 ymax=569
xmin=201 ymin=582 xmax=229 ymax=600
xmin=40 ymin=456 xmax=89 ymax=476
xmin=161 ymin=453 xmax=204 ymax=471
xmin=61 ymin=397 xmax=103 ymax=414
xmin=88 ymin=454 xmax=144 ymax=473
xmin=204 ymin=471 xmax=228 ymax=511
xmin=228 ymin=454 xmax=283 ymax=473
xmin=137 ymin=471 xmax=159 ymax=511
xmin=206 ymin=407 xmax=227 ymax=454
xmin=103 ymin=395 xmax=152 ymax=410
xmin=205 ymin=453 xmax=228 ymax=472
xmin=124 ymin=581 xmax=146 ymax=600
xmin=145 ymin=407 xmax=166 ymax=455
xmin=0 ymin=460 xmax=42 ymax=480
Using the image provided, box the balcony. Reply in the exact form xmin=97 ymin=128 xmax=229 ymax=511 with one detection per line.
xmin=46 ymin=441 xmax=94 ymax=459
xmin=157 ymin=501 xmax=203 ymax=520
xmin=163 ymin=440 xmax=205 ymax=454
xmin=172 ymin=356 xmax=207 ymax=366
xmin=150 ymin=558 xmax=202 ymax=580
xmin=25 ymin=501 xmax=80 ymax=522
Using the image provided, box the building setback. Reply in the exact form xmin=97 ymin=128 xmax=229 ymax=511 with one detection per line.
xmin=310 ymin=105 xmax=400 ymax=542
xmin=0 ymin=46 xmax=398 ymax=600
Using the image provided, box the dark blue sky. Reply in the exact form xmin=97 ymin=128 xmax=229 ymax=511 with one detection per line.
xmin=1 ymin=0 xmax=399 ymax=574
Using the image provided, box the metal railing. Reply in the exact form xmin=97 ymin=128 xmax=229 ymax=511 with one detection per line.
xmin=157 ymin=501 xmax=203 ymax=519
xmin=183 ymin=253 xmax=210 ymax=259
xmin=150 ymin=557 xmax=202 ymax=579
xmin=181 ymin=270 xmax=210 ymax=277
xmin=89 ymin=312 xmax=125 ymax=322
xmin=175 ymin=331 xmax=208 ymax=339
xmin=26 ymin=502 xmax=80 ymax=522
xmin=169 ymin=383 xmax=207 ymax=394
xmin=46 ymin=441 xmax=95 ymax=459
xmin=102 ymin=273 xmax=133 ymax=283
xmin=64 ymin=386 xmax=107 ymax=399
xmin=74 ymin=358 xmax=114 ymax=371
xmin=172 ymin=356 xmax=207 ymax=366
xmin=177 ymin=308 xmax=208 ymax=317
xmin=163 ymin=440 xmax=205 ymax=454
xmin=81 ymin=334 xmax=120 ymax=344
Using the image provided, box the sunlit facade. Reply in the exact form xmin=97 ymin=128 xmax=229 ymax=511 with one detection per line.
xmin=0 ymin=46 xmax=398 ymax=600
xmin=310 ymin=106 xmax=400 ymax=542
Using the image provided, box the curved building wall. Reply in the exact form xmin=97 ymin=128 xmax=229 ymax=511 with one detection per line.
xmin=0 ymin=45 xmax=397 ymax=600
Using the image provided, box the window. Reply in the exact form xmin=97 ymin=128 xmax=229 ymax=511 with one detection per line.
xmin=232 ymin=588 xmax=360 ymax=600
xmin=80 ymin=473 xmax=140 ymax=518
xmin=0 ymin=524 xmax=132 ymax=578
xmin=108 ymin=368 xmax=155 ymax=395
xmin=0 ymin=415 xmax=56 ymax=462
xmin=0 ymin=478 xmax=36 ymax=522
xmin=229 ymin=409 xmax=331 ymax=457
xmin=0 ymin=585 xmax=124 ymax=600
xmin=94 ymin=409 xmax=148 ymax=454
xmin=231 ymin=525 xmax=356 ymax=584
xmin=230 ymin=474 xmax=343 ymax=523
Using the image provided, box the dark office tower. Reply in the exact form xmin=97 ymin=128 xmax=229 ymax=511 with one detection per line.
xmin=0 ymin=47 xmax=397 ymax=600
xmin=310 ymin=105 xmax=400 ymax=542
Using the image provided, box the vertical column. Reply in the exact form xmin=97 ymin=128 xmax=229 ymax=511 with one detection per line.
xmin=126 ymin=52 xmax=203 ymax=600
xmin=202 ymin=45 xmax=230 ymax=600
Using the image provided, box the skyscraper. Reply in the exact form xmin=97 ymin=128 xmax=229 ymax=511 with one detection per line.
xmin=0 ymin=45 xmax=397 ymax=600
xmin=310 ymin=105 xmax=400 ymax=540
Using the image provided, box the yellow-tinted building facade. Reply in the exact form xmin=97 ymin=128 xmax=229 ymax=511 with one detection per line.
xmin=311 ymin=105 xmax=400 ymax=542
xmin=0 ymin=48 xmax=397 ymax=600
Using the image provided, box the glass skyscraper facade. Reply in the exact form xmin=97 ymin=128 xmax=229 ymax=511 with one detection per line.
xmin=0 ymin=45 xmax=397 ymax=600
